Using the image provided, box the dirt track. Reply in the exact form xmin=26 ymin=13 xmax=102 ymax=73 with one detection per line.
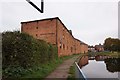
xmin=46 ymin=55 xmax=79 ymax=78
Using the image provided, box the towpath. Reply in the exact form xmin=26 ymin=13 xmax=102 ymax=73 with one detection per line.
xmin=46 ymin=55 xmax=80 ymax=79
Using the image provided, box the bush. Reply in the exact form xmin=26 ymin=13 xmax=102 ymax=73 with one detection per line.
xmin=2 ymin=31 xmax=58 ymax=78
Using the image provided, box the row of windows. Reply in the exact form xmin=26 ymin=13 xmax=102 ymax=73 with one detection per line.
xmin=60 ymin=43 xmax=73 ymax=52
xmin=25 ymin=26 xmax=38 ymax=30
xmin=26 ymin=26 xmax=49 ymax=30
xmin=36 ymin=26 xmax=50 ymax=29
xmin=35 ymin=33 xmax=55 ymax=37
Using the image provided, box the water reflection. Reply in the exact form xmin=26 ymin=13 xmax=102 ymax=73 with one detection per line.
xmin=78 ymin=56 xmax=88 ymax=68
xmin=78 ymin=55 xmax=119 ymax=78
xmin=88 ymin=56 xmax=95 ymax=60
xmin=104 ymin=58 xmax=120 ymax=72
xmin=79 ymin=55 xmax=120 ymax=72
xmin=95 ymin=55 xmax=110 ymax=61
xmin=94 ymin=55 xmax=120 ymax=72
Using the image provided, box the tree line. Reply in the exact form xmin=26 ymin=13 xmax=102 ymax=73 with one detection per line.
xmin=104 ymin=37 xmax=120 ymax=52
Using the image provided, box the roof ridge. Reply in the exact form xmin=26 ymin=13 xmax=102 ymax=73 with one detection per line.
xmin=21 ymin=17 xmax=59 ymax=23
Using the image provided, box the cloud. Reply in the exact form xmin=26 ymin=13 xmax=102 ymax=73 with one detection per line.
xmin=0 ymin=1 xmax=118 ymax=45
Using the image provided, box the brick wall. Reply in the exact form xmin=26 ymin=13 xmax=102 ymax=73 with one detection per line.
xmin=80 ymin=44 xmax=88 ymax=53
xmin=21 ymin=17 xmax=88 ymax=57
xmin=74 ymin=39 xmax=81 ymax=54
xmin=57 ymin=19 xmax=74 ymax=56
xmin=21 ymin=19 xmax=57 ymax=45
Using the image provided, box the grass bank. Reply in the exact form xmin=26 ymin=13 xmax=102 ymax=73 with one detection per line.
xmin=22 ymin=54 xmax=80 ymax=79
xmin=88 ymin=52 xmax=120 ymax=58
xmin=67 ymin=64 xmax=76 ymax=80
xmin=3 ymin=54 xmax=80 ymax=80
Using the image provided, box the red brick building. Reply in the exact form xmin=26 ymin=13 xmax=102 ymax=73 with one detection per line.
xmin=21 ymin=17 xmax=88 ymax=57
xmin=95 ymin=44 xmax=104 ymax=52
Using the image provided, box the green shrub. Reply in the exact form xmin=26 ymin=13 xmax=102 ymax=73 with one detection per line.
xmin=2 ymin=31 xmax=58 ymax=78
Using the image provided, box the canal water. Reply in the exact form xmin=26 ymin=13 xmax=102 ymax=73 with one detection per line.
xmin=78 ymin=55 xmax=120 ymax=79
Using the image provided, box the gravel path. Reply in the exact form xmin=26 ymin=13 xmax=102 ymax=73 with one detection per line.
xmin=46 ymin=55 xmax=79 ymax=79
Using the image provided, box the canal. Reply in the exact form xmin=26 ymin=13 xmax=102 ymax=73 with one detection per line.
xmin=77 ymin=55 xmax=120 ymax=79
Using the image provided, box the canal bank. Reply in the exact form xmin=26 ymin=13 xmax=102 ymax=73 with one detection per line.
xmin=68 ymin=52 xmax=120 ymax=80
xmin=67 ymin=53 xmax=88 ymax=79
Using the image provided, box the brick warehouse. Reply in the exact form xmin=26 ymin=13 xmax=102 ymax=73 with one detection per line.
xmin=21 ymin=17 xmax=88 ymax=57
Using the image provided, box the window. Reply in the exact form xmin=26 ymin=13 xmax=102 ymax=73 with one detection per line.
xmin=71 ymin=47 xmax=73 ymax=52
xmin=36 ymin=27 xmax=38 ymax=29
xmin=36 ymin=34 xmax=38 ymax=37
xmin=60 ymin=45 xmax=62 ymax=49
xmin=60 ymin=42 xmax=62 ymax=49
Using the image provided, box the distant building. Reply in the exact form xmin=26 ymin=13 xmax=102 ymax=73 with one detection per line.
xmin=95 ymin=44 xmax=104 ymax=52
xmin=21 ymin=17 xmax=88 ymax=57
xmin=88 ymin=46 xmax=96 ymax=52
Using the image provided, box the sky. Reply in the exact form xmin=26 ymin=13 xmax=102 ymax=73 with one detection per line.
xmin=0 ymin=0 xmax=119 ymax=45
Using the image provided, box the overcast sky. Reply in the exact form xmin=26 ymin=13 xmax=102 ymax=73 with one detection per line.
xmin=0 ymin=0 xmax=119 ymax=45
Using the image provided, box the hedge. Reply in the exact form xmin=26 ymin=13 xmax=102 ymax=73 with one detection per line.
xmin=2 ymin=31 xmax=58 ymax=78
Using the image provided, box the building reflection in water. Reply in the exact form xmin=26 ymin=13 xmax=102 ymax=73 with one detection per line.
xmin=78 ymin=56 xmax=89 ymax=68
xmin=95 ymin=55 xmax=110 ymax=61
xmin=79 ymin=55 xmax=120 ymax=73
xmin=78 ymin=55 xmax=119 ymax=78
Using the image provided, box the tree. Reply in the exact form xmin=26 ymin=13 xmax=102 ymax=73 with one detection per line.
xmin=104 ymin=37 xmax=120 ymax=52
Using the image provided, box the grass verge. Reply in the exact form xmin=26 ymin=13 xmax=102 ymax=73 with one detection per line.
xmin=88 ymin=52 xmax=120 ymax=58
xmin=22 ymin=54 xmax=80 ymax=79
xmin=2 ymin=54 xmax=84 ymax=80
xmin=67 ymin=65 xmax=76 ymax=80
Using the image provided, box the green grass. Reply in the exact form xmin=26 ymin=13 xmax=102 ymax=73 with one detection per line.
xmin=88 ymin=51 xmax=120 ymax=58
xmin=23 ymin=59 xmax=62 ymax=78
xmin=22 ymin=54 xmax=80 ymax=79
xmin=67 ymin=65 xmax=76 ymax=80
xmin=2 ymin=54 xmax=84 ymax=80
